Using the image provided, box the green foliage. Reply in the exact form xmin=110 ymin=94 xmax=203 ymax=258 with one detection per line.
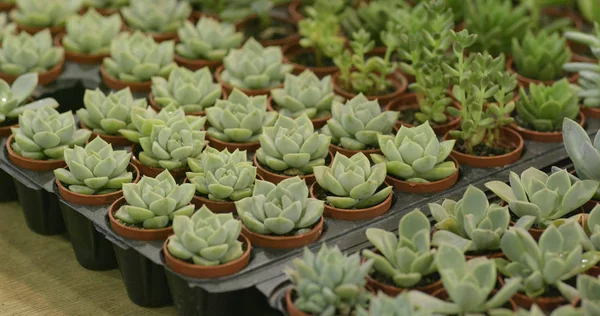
xmin=356 ymin=292 xmax=431 ymax=316
xmin=121 ymin=0 xmax=191 ymax=34
xmin=175 ymin=18 xmax=243 ymax=61
xmin=562 ymin=118 xmax=600 ymax=199
xmin=12 ymin=0 xmax=82 ymax=27
xmin=0 ymin=30 xmax=64 ymax=76
xmin=271 ymin=70 xmax=335 ymax=119
xmin=298 ymin=0 xmax=346 ymax=66
xmin=62 ymin=9 xmax=121 ymax=55
xmin=512 ymin=30 xmax=572 ymax=81
xmin=0 ymin=73 xmax=55 ymax=124
xmin=340 ymin=0 xmax=409 ymax=46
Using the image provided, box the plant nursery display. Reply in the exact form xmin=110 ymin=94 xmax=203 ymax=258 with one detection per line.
xmin=121 ymin=0 xmax=191 ymax=40
xmin=11 ymin=0 xmax=82 ymax=34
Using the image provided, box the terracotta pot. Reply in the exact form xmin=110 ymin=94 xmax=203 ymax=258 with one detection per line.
xmin=130 ymin=143 xmax=188 ymax=179
xmin=581 ymin=105 xmax=600 ymax=119
xmin=0 ymin=55 xmax=64 ymax=85
xmin=386 ymin=93 xmax=461 ymax=136
xmin=510 ymin=112 xmax=585 ymax=143
xmin=108 ymin=196 xmax=174 ymax=240
xmin=253 ymin=151 xmax=333 ymax=185
xmin=190 ymin=192 xmax=236 ymax=214
xmin=56 ymin=163 xmax=140 ymax=205
xmin=433 ymin=287 xmax=518 ymax=312
xmin=282 ymin=43 xmax=339 ymax=78
xmin=0 ymin=123 xmax=16 ymax=137
xmin=367 ymin=272 xmax=443 ymax=297
xmin=6 ymin=134 xmax=66 ymax=171
xmin=207 ymin=135 xmax=260 ymax=152
xmin=80 ymin=122 xmax=131 ymax=147
xmin=101 ymin=65 xmax=152 ymax=92
xmin=163 ymin=234 xmax=251 ymax=278
xmin=332 ymin=71 xmax=408 ymax=105
xmin=241 ymin=215 xmax=324 ymax=249
xmin=328 ymin=143 xmax=381 ymax=158
xmin=286 ymin=289 xmax=310 ymax=316
xmin=121 ymin=25 xmax=178 ymax=43
xmin=54 ymin=33 xmax=109 ymax=64
xmin=288 ymin=0 xmax=303 ymax=22
xmin=464 ymin=251 xmax=505 ymax=260
xmin=148 ymin=91 xmax=227 ymax=117
xmin=442 ymin=127 xmax=524 ymax=168
xmin=174 ymin=53 xmax=222 ymax=71
xmin=16 ymin=22 xmax=64 ymax=36
xmin=386 ymin=156 xmax=459 ymax=194
xmin=267 ymin=100 xmax=330 ymax=129
xmin=498 ymin=276 xmax=566 ymax=311
xmin=310 ymin=182 xmax=392 ymax=221
xmin=506 ymin=57 xmax=579 ymax=88
xmin=0 ymin=2 xmax=14 ymax=12
xmin=215 ymin=65 xmax=282 ymax=96
xmin=235 ymin=15 xmax=300 ymax=48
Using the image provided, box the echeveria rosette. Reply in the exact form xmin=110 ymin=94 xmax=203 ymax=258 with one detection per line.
xmin=11 ymin=0 xmax=83 ymax=28
xmin=205 ymin=88 xmax=277 ymax=143
xmin=270 ymin=70 xmax=335 ymax=119
xmin=121 ymin=0 xmax=191 ymax=34
xmin=255 ymin=115 xmax=331 ymax=176
xmin=151 ymin=66 xmax=222 ymax=113
xmin=313 ymin=152 xmax=391 ymax=209
xmin=62 ymin=8 xmax=121 ymax=55
xmin=186 ymin=147 xmax=256 ymax=202
xmin=562 ymin=117 xmax=600 ymax=198
xmin=234 ymin=177 xmax=324 ymax=236
xmin=114 ymin=170 xmax=195 ymax=229
xmin=11 ymin=107 xmax=91 ymax=160
xmin=176 ymin=17 xmax=243 ymax=61
xmin=0 ymin=72 xmax=57 ymax=124
xmin=54 ymin=137 xmax=133 ymax=195
xmin=0 ymin=30 xmax=64 ymax=76
xmin=321 ymin=94 xmax=398 ymax=151
xmin=168 ymin=205 xmax=244 ymax=266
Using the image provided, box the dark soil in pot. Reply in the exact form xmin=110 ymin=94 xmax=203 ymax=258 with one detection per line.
xmin=14 ymin=179 xmax=65 ymax=235
xmin=236 ymin=15 xmax=299 ymax=47
xmin=282 ymin=43 xmax=338 ymax=78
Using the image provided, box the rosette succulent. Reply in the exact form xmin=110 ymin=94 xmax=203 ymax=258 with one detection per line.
xmin=256 ymin=115 xmax=330 ymax=176
xmin=270 ymin=70 xmax=335 ymax=119
xmin=11 ymin=0 xmax=83 ymax=28
xmin=102 ymin=31 xmax=176 ymax=83
xmin=175 ymin=18 xmax=243 ymax=61
xmin=121 ymin=0 xmax=191 ymax=34
xmin=220 ymin=38 xmax=293 ymax=90
xmin=186 ymin=147 xmax=256 ymax=201
xmin=234 ymin=177 xmax=324 ymax=236
xmin=205 ymin=88 xmax=277 ymax=143
xmin=356 ymin=292 xmax=430 ymax=316
xmin=77 ymin=88 xmax=147 ymax=136
xmin=151 ymin=66 xmax=222 ymax=113
xmin=512 ymin=30 xmax=571 ymax=82
xmin=11 ymin=107 xmax=91 ymax=160
xmin=0 ymin=30 xmax=64 ymax=76
xmin=562 ymin=118 xmax=600 ymax=198
xmin=321 ymin=94 xmax=398 ymax=151
xmin=114 ymin=170 xmax=195 ymax=229
xmin=0 ymin=72 xmax=59 ymax=125
xmin=586 ymin=205 xmax=600 ymax=251
xmin=54 ymin=137 xmax=133 ymax=195
xmin=61 ymin=9 xmax=121 ymax=55
xmin=84 ymin=0 xmax=128 ymax=9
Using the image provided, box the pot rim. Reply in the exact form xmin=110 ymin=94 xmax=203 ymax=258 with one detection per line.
xmin=108 ymin=195 xmax=176 ymax=241
xmin=385 ymin=155 xmax=460 ymax=193
xmin=6 ymin=133 xmax=66 ymax=171
xmin=174 ymin=53 xmax=222 ymax=69
xmin=100 ymin=65 xmax=152 ymax=92
xmin=328 ymin=142 xmax=382 ymax=157
xmin=54 ymin=32 xmax=109 ymax=64
xmin=509 ymin=111 xmax=585 ymax=142
xmin=206 ymin=134 xmax=261 ymax=152
xmin=253 ymin=151 xmax=333 ymax=184
xmin=130 ymin=142 xmax=188 ymax=178
xmin=240 ymin=215 xmax=324 ymax=249
xmin=286 ymin=288 xmax=310 ymax=316
xmin=442 ymin=127 xmax=524 ymax=167
xmin=267 ymin=99 xmax=332 ymax=128
xmin=215 ymin=65 xmax=283 ymax=96
xmin=80 ymin=121 xmax=132 ymax=146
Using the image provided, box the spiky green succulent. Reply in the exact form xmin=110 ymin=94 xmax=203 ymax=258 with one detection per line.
xmin=270 ymin=70 xmax=335 ymax=119
xmin=62 ymin=8 xmax=121 ymax=55
xmin=11 ymin=0 xmax=83 ymax=28
xmin=121 ymin=0 xmax=191 ymax=34
xmin=0 ymin=72 xmax=59 ymax=125
xmin=175 ymin=17 xmax=243 ymax=61
xmin=512 ymin=30 xmax=572 ymax=82
xmin=0 ymin=30 xmax=64 ymax=76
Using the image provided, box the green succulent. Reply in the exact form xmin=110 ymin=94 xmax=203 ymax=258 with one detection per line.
xmin=563 ymin=25 xmax=600 ymax=108
xmin=54 ymin=137 xmax=133 ymax=195
xmin=297 ymin=1 xmax=346 ymax=67
xmin=586 ymin=205 xmax=600 ymax=251
xmin=339 ymin=0 xmax=407 ymax=46
xmin=234 ymin=177 xmax=323 ymax=236
xmin=10 ymin=107 xmax=91 ymax=160
xmin=77 ymin=88 xmax=148 ymax=136
xmin=175 ymin=18 xmax=243 ymax=61
xmin=321 ymin=94 xmax=398 ymax=151
xmin=84 ymin=0 xmax=128 ymax=9
xmin=512 ymin=30 xmax=572 ymax=81
xmin=114 ymin=170 xmax=195 ymax=229
xmin=562 ymin=118 xmax=600 ymax=199
xmin=0 ymin=13 xmax=16 ymax=43
xmin=0 ymin=30 xmax=64 ymax=76
xmin=167 ymin=205 xmax=244 ymax=266
xmin=356 ymin=292 xmax=431 ymax=316
xmin=151 ymin=66 xmax=222 ymax=114
xmin=491 ymin=304 xmax=582 ymax=316
xmin=221 ymin=38 xmax=293 ymax=90
xmin=102 ymin=31 xmax=176 ymax=83
xmin=0 ymin=72 xmax=58 ymax=125
xmin=284 ymin=244 xmax=373 ymax=316
xmin=568 ymin=274 xmax=600 ymax=316
xmin=62 ymin=9 xmax=121 ymax=55
xmin=11 ymin=0 xmax=83 ymax=28
xmin=362 ymin=209 xmax=437 ymax=288
xmin=270 ymin=70 xmax=335 ymax=119
xmin=121 ymin=0 xmax=191 ymax=34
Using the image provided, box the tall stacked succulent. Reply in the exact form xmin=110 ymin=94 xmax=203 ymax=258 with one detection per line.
xmin=61 ymin=9 xmax=121 ymax=55
xmin=84 ymin=0 xmax=128 ymax=9
xmin=321 ymin=94 xmax=398 ymax=151
xmin=205 ymin=88 xmax=277 ymax=143
xmin=563 ymin=25 xmax=600 ymax=108
xmin=356 ymin=292 xmax=431 ymax=316
xmin=512 ymin=30 xmax=572 ymax=81
xmin=285 ymin=244 xmax=373 ymax=316
xmin=151 ymin=66 xmax=222 ymax=113
xmin=0 ymin=73 xmax=58 ymax=125
xmin=0 ymin=30 xmax=64 ymax=75
xmin=362 ymin=209 xmax=438 ymax=288
xmin=11 ymin=107 xmax=91 ymax=160
xmin=168 ymin=205 xmax=244 ymax=266
xmin=563 ymin=118 xmax=600 ymax=198
xmin=114 ymin=170 xmax=195 ymax=229
xmin=102 ymin=31 xmax=176 ymax=83
xmin=186 ymin=147 xmax=256 ymax=201
xmin=54 ymin=137 xmax=133 ymax=195
xmin=0 ymin=13 xmax=16 ymax=43
xmin=121 ymin=0 xmax=191 ymax=34
xmin=77 ymin=88 xmax=147 ymax=136
xmin=270 ymin=70 xmax=335 ymax=119
xmin=234 ymin=177 xmax=323 ymax=236
xmin=175 ymin=18 xmax=243 ymax=61
xmin=220 ymin=38 xmax=293 ymax=90
xmin=256 ymin=115 xmax=330 ymax=176
xmin=11 ymin=0 xmax=83 ymax=28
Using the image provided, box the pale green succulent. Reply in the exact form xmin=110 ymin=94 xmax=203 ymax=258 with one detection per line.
xmin=371 ymin=121 xmax=456 ymax=183
xmin=84 ymin=0 xmax=128 ymax=9
xmin=491 ymin=304 xmax=582 ymax=316
xmin=54 ymin=137 xmax=133 ymax=195
xmin=11 ymin=0 xmax=82 ymax=28
xmin=10 ymin=107 xmax=91 ymax=160
xmin=114 ymin=170 xmax=195 ymax=229
xmin=270 ymin=70 xmax=335 ymax=119
xmin=563 ymin=27 xmax=600 ymax=108
xmin=205 ymin=88 xmax=277 ymax=143
xmin=322 ymin=94 xmax=398 ymax=151
xmin=221 ymin=38 xmax=293 ymax=90
xmin=587 ymin=205 xmax=600 ymax=251
xmin=284 ymin=244 xmax=374 ymax=316
xmin=356 ymin=292 xmax=431 ymax=316
xmin=151 ymin=66 xmax=222 ymax=113
xmin=362 ymin=209 xmax=437 ymax=288
xmin=563 ymin=118 xmax=600 ymax=198
xmin=0 ymin=72 xmax=59 ymax=125
xmin=121 ymin=0 xmax=191 ymax=34
xmin=234 ymin=177 xmax=323 ymax=236
xmin=102 ymin=31 xmax=176 ymax=83
xmin=176 ymin=18 xmax=243 ymax=61
xmin=0 ymin=13 xmax=16 ymax=43
xmin=255 ymin=115 xmax=330 ymax=176
xmin=0 ymin=30 xmax=64 ymax=76
xmin=570 ymin=274 xmax=600 ymax=316
xmin=77 ymin=88 xmax=148 ymax=136
xmin=62 ymin=9 xmax=121 ymax=55
xmin=186 ymin=147 xmax=256 ymax=202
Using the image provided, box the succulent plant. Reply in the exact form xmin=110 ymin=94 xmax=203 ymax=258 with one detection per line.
xmin=186 ymin=147 xmax=256 ymax=201
xmin=61 ymin=9 xmax=121 ymax=55
xmin=167 ymin=205 xmax=244 ymax=265
xmin=77 ymin=88 xmax=147 ymax=136
xmin=10 ymin=107 xmax=91 ymax=160
xmin=0 ymin=72 xmax=58 ymax=125
xmin=297 ymin=1 xmax=346 ymax=67
xmin=205 ymin=88 xmax=277 ymax=143
xmin=485 ymin=167 xmax=599 ymax=228
xmin=284 ymin=244 xmax=373 ymax=316
xmin=356 ymin=292 xmax=431 ymax=316
xmin=362 ymin=209 xmax=437 ymax=288
xmin=234 ymin=177 xmax=323 ymax=236
xmin=570 ymin=274 xmax=600 ymax=316
xmin=121 ymin=0 xmax=191 ymax=34
xmin=11 ymin=0 xmax=83 ymax=28
xmin=102 ymin=31 xmax=176 ymax=83
xmin=586 ymin=205 xmax=600 ymax=251
xmin=270 ymin=70 xmax=335 ymax=119
xmin=175 ymin=18 xmax=243 ymax=61
xmin=151 ymin=66 xmax=222 ymax=113
xmin=0 ymin=30 xmax=64 ymax=76
xmin=512 ymin=30 xmax=572 ymax=81
xmin=0 ymin=13 xmax=16 ymax=43
xmin=84 ymin=0 xmax=128 ymax=9
xmin=321 ymin=94 xmax=398 ymax=151
xmin=563 ymin=118 xmax=600 ymax=198
xmin=563 ymin=26 xmax=600 ymax=108
xmin=255 ymin=115 xmax=330 ymax=176
xmin=54 ymin=137 xmax=133 ymax=195
xmin=491 ymin=304 xmax=582 ymax=316
xmin=221 ymin=38 xmax=293 ymax=90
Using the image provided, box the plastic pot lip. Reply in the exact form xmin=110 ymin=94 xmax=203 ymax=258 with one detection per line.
xmin=15 ymin=21 xmax=64 ymax=35
xmin=206 ymin=134 xmax=261 ymax=152
xmin=79 ymin=121 xmax=132 ymax=147
xmin=253 ymin=151 xmax=333 ymax=185
xmin=6 ymin=133 xmax=67 ymax=171
xmin=54 ymin=32 xmax=109 ymax=64
xmin=0 ymin=55 xmax=64 ymax=85
xmin=214 ymin=65 xmax=283 ymax=96
xmin=108 ymin=196 xmax=176 ymax=241
xmin=331 ymin=71 xmax=409 ymax=105
xmin=129 ymin=143 xmax=188 ymax=179
xmin=505 ymin=56 xmax=579 ymax=88
xmin=240 ymin=215 xmax=324 ymax=249
xmin=384 ymin=156 xmax=460 ymax=194
xmin=266 ymin=99 xmax=331 ymax=129
xmin=581 ymin=105 xmax=600 ymax=119
xmin=100 ymin=65 xmax=152 ymax=92
xmin=174 ymin=53 xmax=222 ymax=70
xmin=509 ymin=112 xmax=585 ymax=143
